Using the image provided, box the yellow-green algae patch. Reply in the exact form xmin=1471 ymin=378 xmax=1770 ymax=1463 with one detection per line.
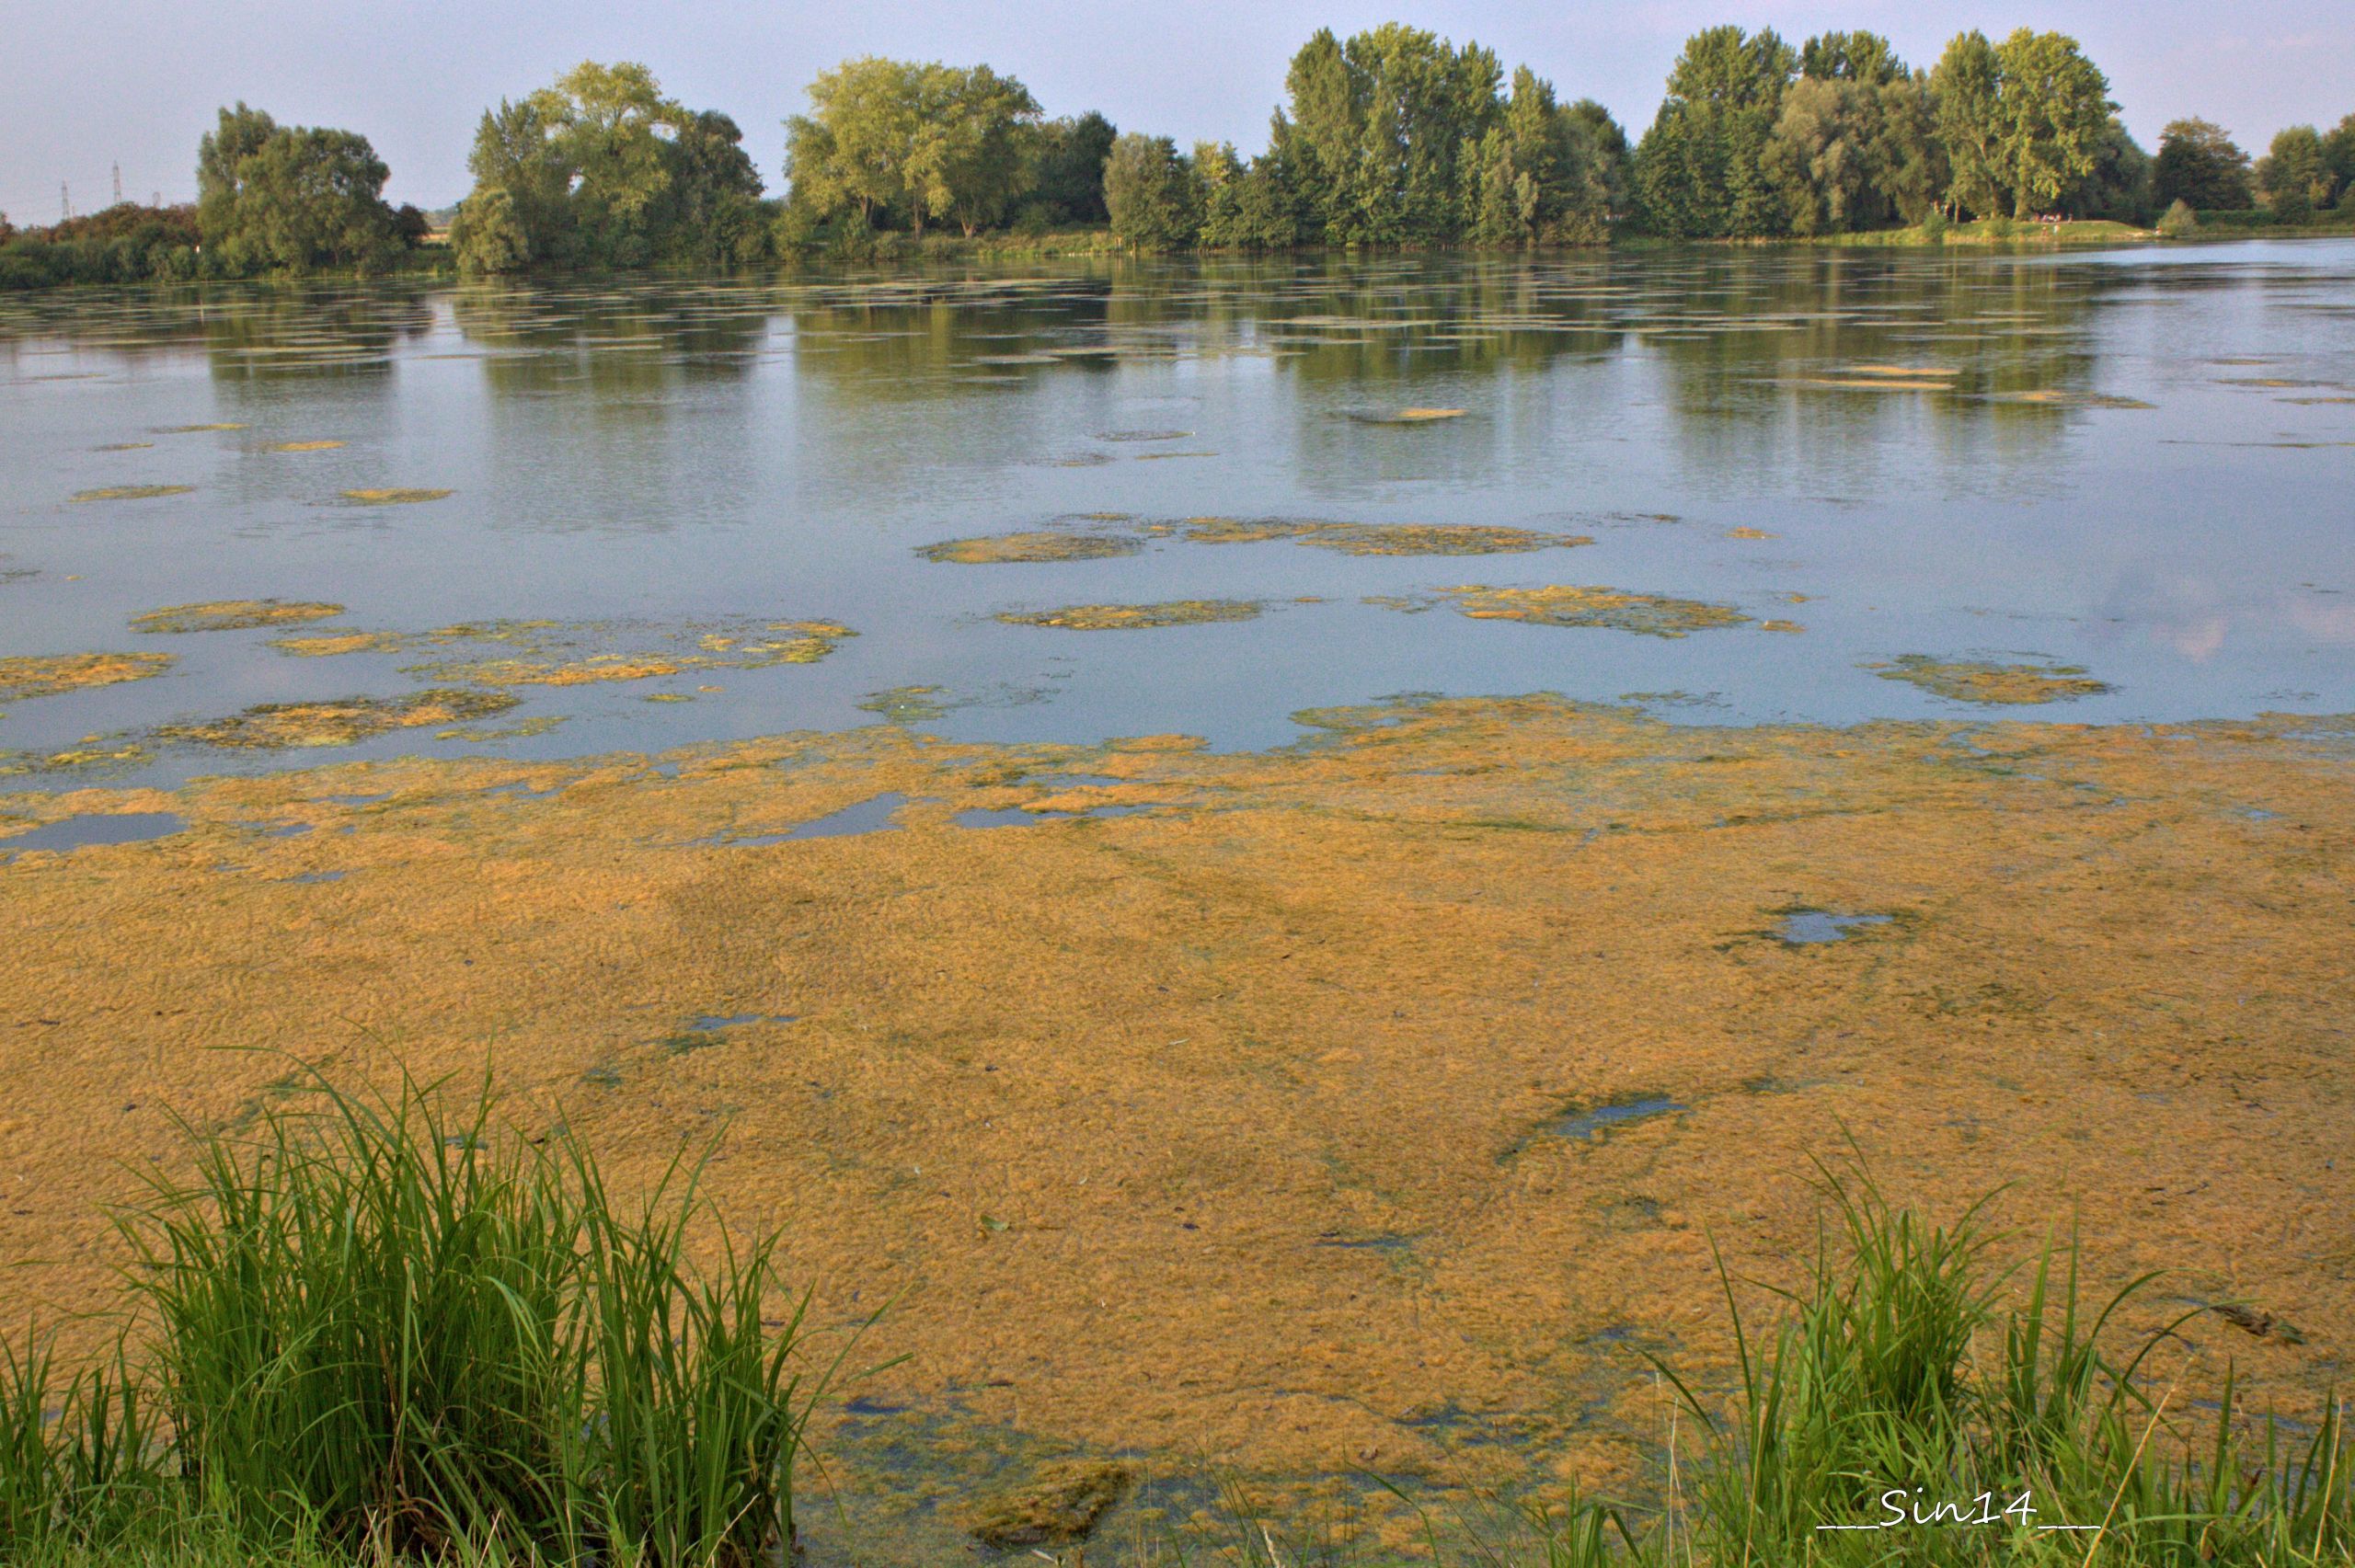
xmin=963 ymin=1459 xmax=1133 ymax=1547
xmin=1350 ymin=406 xmax=1466 ymax=424
xmin=1181 ymin=519 xmax=1593 ymax=556
xmin=154 ymin=689 xmax=520 ymax=749
xmin=435 ymin=715 xmax=568 ymax=743
xmin=0 ymin=696 xmax=2349 ymax=1528
xmin=70 ymin=485 xmax=194 ymax=503
xmin=93 ymin=441 xmax=153 ymax=452
xmin=269 ymin=619 xmax=855 ymax=685
xmin=155 ymin=422 xmax=245 ymax=433
xmin=268 ymin=440 xmax=346 ymax=452
xmin=272 ymin=631 xmax=401 ymax=658
xmin=131 ymin=600 xmax=344 ymax=635
xmin=0 ymin=738 xmax=153 ymax=778
xmin=1871 ymin=655 xmax=2113 ymax=704
xmin=918 ymin=532 xmax=1144 ymax=565
xmin=0 ymin=651 xmax=173 ymax=702
xmin=1396 ymin=584 xmax=1751 ymax=637
xmin=339 ymin=487 xmax=454 ymax=505
xmin=998 ymin=600 xmax=1260 ymax=630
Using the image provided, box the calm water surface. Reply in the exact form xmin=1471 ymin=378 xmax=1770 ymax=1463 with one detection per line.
xmin=5 ymin=240 xmax=2352 ymax=786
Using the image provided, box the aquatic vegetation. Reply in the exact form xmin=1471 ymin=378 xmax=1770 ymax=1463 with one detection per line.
xmin=131 ymin=600 xmax=345 ymax=635
xmin=1349 ymin=406 xmax=1466 ymax=424
xmin=1780 ymin=375 xmax=1958 ymax=393
xmin=963 ymin=1458 xmax=1132 ymax=1547
xmin=918 ymin=532 xmax=1144 ymax=565
xmin=1993 ymin=389 xmax=2155 ymax=410
xmin=0 ymin=650 xmax=173 ymax=702
xmin=997 ymin=600 xmax=1260 ymax=630
xmin=0 ymin=737 xmax=153 ymax=777
xmin=3 ymin=696 xmax=2353 ymax=1546
xmin=1871 ymin=654 xmax=2113 ymax=704
xmin=93 ymin=441 xmax=153 ymax=451
xmin=267 ymin=439 xmax=346 ymax=452
xmin=1394 ymin=584 xmax=1751 ymax=636
xmin=272 ymin=618 xmax=856 ymax=686
xmin=155 ymin=689 xmax=520 ymax=749
xmin=858 ymin=685 xmax=954 ymax=723
xmin=154 ymin=422 xmax=246 ymax=433
xmin=1724 ymin=526 xmax=1777 ymax=540
xmin=339 ymin=487 xmax=454 ymax=505
xmin=434 ymin=715 xmax=568 ymax=742
xmin=1181 ymin=519 xmax=1593 ymax=556
xmin=270 ymin=631 xmax=403 ymax=657
xmin=70 ymin=485 xmax=195 ymax=502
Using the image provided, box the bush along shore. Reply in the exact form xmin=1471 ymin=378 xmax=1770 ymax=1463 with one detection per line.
xmin=1 ymin=1070 xmax=2348 ymax=1566
xmin=12 ymin=24 xmax=2355 ymax=287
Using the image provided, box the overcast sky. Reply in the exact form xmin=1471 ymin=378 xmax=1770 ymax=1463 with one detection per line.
xmin=7 ymin=0 xmax=2351 ymax=223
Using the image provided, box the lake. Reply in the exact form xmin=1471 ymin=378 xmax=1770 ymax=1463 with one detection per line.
xmin=5 ymin=238 xmax=2352 ymax=787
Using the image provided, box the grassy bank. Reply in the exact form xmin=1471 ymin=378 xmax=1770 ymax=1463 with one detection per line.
xmin=2 ymin=1071 xmax=2347 ymax=1566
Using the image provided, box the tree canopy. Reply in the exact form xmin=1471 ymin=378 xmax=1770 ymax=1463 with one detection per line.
xmin=2152 ymin=119 xmax=2253 ymax=212
xmin=197 ymin=103 xmax=404 ymax=272
xmin=451 ymin=61 xmax=770 ymax=271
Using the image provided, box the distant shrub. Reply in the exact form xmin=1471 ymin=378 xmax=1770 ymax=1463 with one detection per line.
xmin=2158 ymin=197 xmax=2198 ymax=237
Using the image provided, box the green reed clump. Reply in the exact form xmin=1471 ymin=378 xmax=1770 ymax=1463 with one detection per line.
xmin=0 ymin=1333 xmax=163 ymax=1551
xmin=109 ymin=1069 xmax=841 ymax=1565
xmin=1638 ymin=1158 xmax=2354 ymax=1567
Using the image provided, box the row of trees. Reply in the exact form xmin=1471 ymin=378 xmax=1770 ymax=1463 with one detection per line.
xmin=2154 ymin=117 xmax=2355 ymax=221
xmin=1 ymin=105 xmax=425 ymax=288
xmin=6 ymin=30 xmax=2351 ymax=288
xmin=1635 ymin=27 xmax=2142 ymax=238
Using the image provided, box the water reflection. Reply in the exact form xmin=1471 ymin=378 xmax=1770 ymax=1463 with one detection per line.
xmin=1 ymin=241 xmax=2350 ymax=784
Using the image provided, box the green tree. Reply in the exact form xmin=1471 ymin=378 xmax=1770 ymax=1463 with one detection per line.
xmin=2151 ymin=118 xmax=2253 ymax=211
xmin=531 ymin=61 xmax=684 ymax=264
xmin=1565 ymin=99 xmax=1634 ymax=221
xmin=923 ymin=66 xmax=1043 ymax=236
xmin=450 ymin=97 xmax=572 ymax=271
xmin=1800 ymin=30 xmax=1905 ymax=86
xmin=2256 ymin=125 xmax=2332 ymax=222
xmin=1763 ymin=76 xmax=1877 ymax=235
xmin=1632 ymin=26 xmax=1798 ymax=237
xmin=786 ymin=58 xmax=1040 ymax=239
xmin=196 ymin=104 xmax=401 ymax=273
xmin=652 ymin=111 xmax=770 ymax=264
xmin=1929 ymin=30 xmax=2005 ymax=218
xmin=1990 ymin=29 xmax=2112 ymax=216
xmin=787 ymin=57 xmax=925 ymax=227
xmin=2065 ymin=119 xmax=2152 ymax=223
xmin=2325 ymin=114 xmax=2355 ymax=208
xmin=1103 ymin=133 xmax=1196 ymax=248
xmin=1465 ymin=67 xmax=1609 ymax=246
xmin=1270 ymin=24 xmax=1504 ymax=246
xmin=1030 ymin=111 xmax=1118 ymax=224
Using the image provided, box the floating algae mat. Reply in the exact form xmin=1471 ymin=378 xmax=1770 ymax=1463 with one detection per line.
xmin=0 ymin=651 xmax=173 ymax=702
xmin=1180 ymin=519 xmax=1594 ymax=556
xmin=1350 ymin=406 xmax=1466 ymax=424
xmin=131 ymin=600 xmax=344 ymax=635
xmin=1870 ymin=655 xmax=2113 ymax=705
xmin=269 ymin=617 xmax=855 ymax=686
xmin=4 ymin=695 xmax=2351 ymax=1554
xmin=70 ymin=485 xmax=194 ymax=503
xmin=998 ymin=600 xmax=1259 ymax=630
xmin=918 ymin=532 xmax=1143 ymax=565
xmin=268 ymin=440 xmax=346 ymax=452
xmin=1390 ymin=585 xmax=1751 ymax=637
xmin=339 ymin=487 xmax=453 ymax=505
xmin=155 ymin=689 xmax=519 ymax=749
